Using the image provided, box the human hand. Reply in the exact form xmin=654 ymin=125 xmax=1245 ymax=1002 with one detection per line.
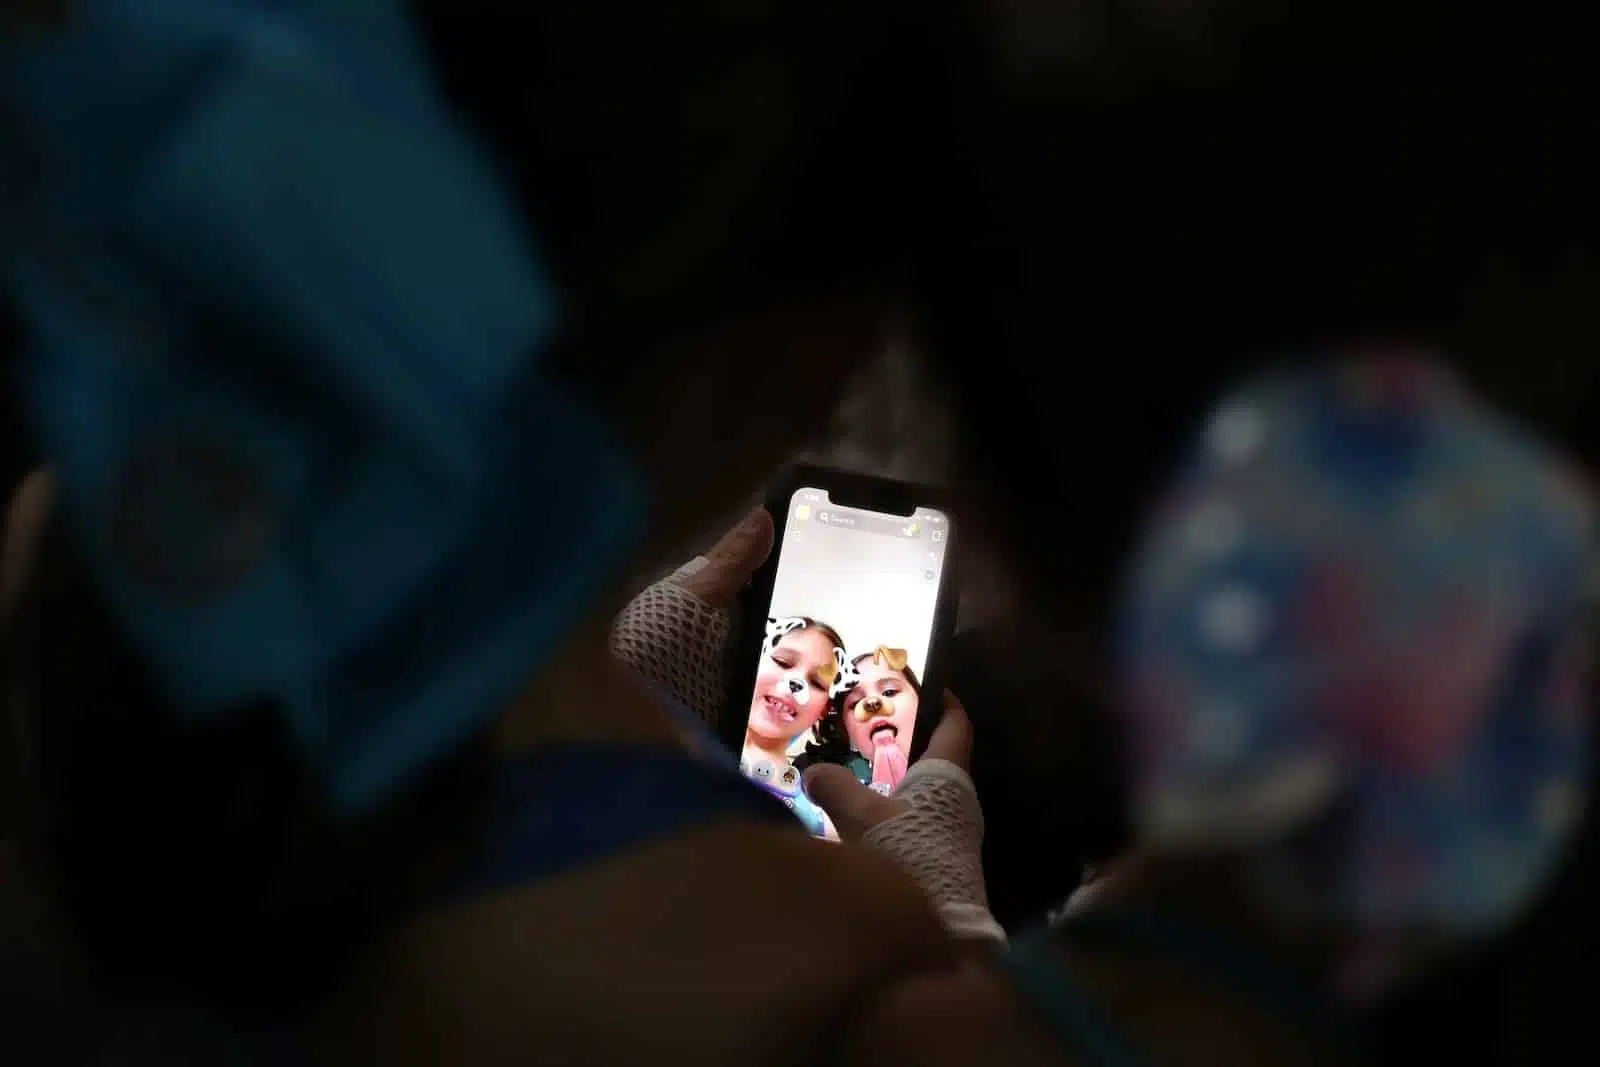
xmin=803 ymin=695 xmax=1005 ymax=943
xmin=608 ymin=507 xmax=774 ymax=726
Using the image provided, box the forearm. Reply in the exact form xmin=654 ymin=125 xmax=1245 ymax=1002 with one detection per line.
xmin=837 ymin=953 xmax=1066 ymax=1067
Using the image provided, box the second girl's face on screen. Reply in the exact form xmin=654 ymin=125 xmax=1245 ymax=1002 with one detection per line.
xmin=749 ymin=628 xmax=836 ymax=741
xmin=842 ymin=657 xmax=919 ymax=756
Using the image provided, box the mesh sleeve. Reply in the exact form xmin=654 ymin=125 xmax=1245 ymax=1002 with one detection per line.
xmin=862 ymin=759 xmax=1006 ymax=942
xmin=608 ymin=558 xmax=732 ymax=728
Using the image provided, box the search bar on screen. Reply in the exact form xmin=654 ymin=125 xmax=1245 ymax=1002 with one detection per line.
xmin=815 ymin=509 xmax=925 ymax=540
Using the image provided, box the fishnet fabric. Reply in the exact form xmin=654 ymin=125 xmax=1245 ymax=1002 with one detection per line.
xmin=608 ymin=559 xmax=730 ymax=727
xmin=863 ymin=759 xmax=1003 ymax=939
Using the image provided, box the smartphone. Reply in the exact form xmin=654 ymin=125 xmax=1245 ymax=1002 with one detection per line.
xmin=724 ymin=467 xmax=958 ymax=840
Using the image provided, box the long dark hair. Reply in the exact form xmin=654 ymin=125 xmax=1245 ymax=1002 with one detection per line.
xmin=791 ymin=708 xmax=853 ymax=773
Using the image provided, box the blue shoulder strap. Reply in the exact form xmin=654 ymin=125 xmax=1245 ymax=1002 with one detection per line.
xmin=995 ymin=930 xmax=1143 ymax=1067
xmin=998 ymin=907 xmax=1361 ymax=1065
xmin=1060 ymin=908 xmax=1356 ymax=1054
xmin=445 ymin=743 xmax=799 ymax=904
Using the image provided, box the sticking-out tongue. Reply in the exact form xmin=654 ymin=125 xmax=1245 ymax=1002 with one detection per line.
xmin=870 ymin=733 xmax=908 ymax=793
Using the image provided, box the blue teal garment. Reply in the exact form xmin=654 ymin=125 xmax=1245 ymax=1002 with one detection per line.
xmin=994 ymin=931 xmax=1141 ymax=1067
xmin=788 ymin=787 xmax=832 ymax=836
xmin=996 ymin=908 xmax=1358 ymax=1065
xmin=0 ymin=0 xmax=649 ymax=816
xmin=645 ymin=685 xmax=847 ymax=835
xmin=241 ymin=719 xmax=780 ymax=1064
xmin=751 ymin=778 xmax=832 ymax=837
xmin=791 ymin=749 xmax=869 ymax=782
xmin=447 ymin=743 xmax=798 ymax=904
xmin=646 ymin=684 xmax=741 ymax=773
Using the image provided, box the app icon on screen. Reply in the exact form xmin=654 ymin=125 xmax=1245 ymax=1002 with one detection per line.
xmin=903 ymin=522 xmax=920 ymax=537
xmin=931 ymin=529 xmax=944 ymax=543
xmin=795 ymin=505 xmax=810 ymax=521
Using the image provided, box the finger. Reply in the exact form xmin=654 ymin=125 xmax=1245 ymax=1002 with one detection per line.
xmin=918 ymin=691 xmax=974 ymax=770
xmin=675 ymin=507 xmax=774 ymax=608
xmin=2 ymin=468 xmax=54 ymax=625
xmin=803 ymin=763 xmax=904 ymax=844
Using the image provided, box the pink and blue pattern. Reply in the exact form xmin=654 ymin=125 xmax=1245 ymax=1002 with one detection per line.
xmin=1117 ymin=352 xmax=1594 ymax=990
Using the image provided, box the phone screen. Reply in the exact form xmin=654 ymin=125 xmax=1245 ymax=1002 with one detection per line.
xmin=738 ymin=487 xmax=951 ymax=839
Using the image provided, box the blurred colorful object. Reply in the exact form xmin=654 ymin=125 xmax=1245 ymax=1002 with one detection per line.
xmin=0 ymin=1 xmax=647 ymax=815
xmin=1118 ymin=352 xmax=1594 ymax=993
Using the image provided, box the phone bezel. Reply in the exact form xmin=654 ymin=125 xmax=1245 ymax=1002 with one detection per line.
xmin=720 ymin=464 xmax=960 ymax=773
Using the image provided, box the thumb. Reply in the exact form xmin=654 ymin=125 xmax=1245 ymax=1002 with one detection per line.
xmin=803 ymin=763 xmax=902 ymax=844
xmin=918 ymin=691 xmax=974 ymax=770
xmin=675 ymin=507 xmax=775 ymax=608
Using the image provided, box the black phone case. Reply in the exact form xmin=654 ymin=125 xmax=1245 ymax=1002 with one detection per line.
xmin=720 ymin=464 xmax=960 ymax=770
